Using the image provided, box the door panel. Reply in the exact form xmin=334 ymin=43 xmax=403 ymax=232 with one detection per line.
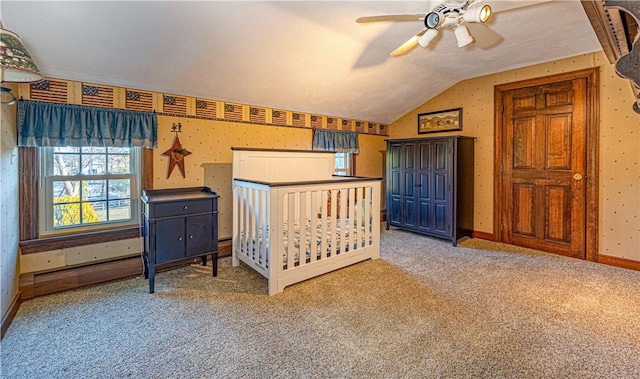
xmin=389 ymin=143 xmax=402 ymax=170
xmin=512 ymin=183 xmax=535 ymax=236
xmin=434 ymin=203 xmax=448 ymax=234
xmin=390 ymin=171 xmax=401 ymax=196
xmin=405 ymin=143 xmax=415 ymax=170
xmin=419 ymin=143 xmax=431 ymax=171
xmin=434 ymin=141 xmax=448 ymax=170
xmin=155 ymin=218 xmax=186 ymax=262
xmin=544 ymin=114 xmax=572 ymax=170
xmin=390 ymin=197 xmax=402 ymax=224
xmin=186 ymin=215 xmax=213 ymax=256
xmin=404 ymin=199 xmax=416 ymax=227
xmin=418 ymin=201 xmax=431 ymax=231
xmin=434 ymin=173 xmax=447 ymax=201
xmin=502 ymin=79 xmax=586 ymax=258
xmin=513 ymin=117 xmax=535 ymax=169
xmin=544 ymin=185 xmax=571 ymax=243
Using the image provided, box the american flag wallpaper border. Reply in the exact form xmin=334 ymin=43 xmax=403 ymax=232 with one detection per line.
xmin=21 ymin=77 xmax=388 ymax=135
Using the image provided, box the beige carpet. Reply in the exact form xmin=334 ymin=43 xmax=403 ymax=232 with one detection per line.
xmin=2 ymin=228 xmax=639 ymax=378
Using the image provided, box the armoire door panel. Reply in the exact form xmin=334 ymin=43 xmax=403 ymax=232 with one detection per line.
xmin=390 ymin=197 xmax=402 ymax=224
xmin=418 ymin=200 xmax=431 ymax=230
xmin=390 ymin=171 xmax=401 ymax=196
xmin=434 ymin=141 xmax=449 ymax=171
xmin=434 ymin=203 xmax=448 ymax=234
xmin=434 ymin=173 xmax=447 ymax=201
xmin=389 ymin=143 xmax=402 ymax=170
xmin=419 ymin=172 xmax=431 ymax=200
xmin=419 ymin=143 xmax=432 ymax=171
xmin=404 ymin=173 xmax=415 ymax=197
xmin=404 ymin=144 xmax=415 ymax=170
xmin=404 ymin=199 xmax=416 ymax=227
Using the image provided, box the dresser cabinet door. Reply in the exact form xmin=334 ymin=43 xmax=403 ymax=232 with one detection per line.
xmin=155 ymin=218 xmax=186 ymax=262
xmin=186 ymin=214 xmax=213 ymax=257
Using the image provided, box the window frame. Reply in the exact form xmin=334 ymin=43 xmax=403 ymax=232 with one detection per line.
xmin=19 ymin=147 xmax=152 ymax=254
xmin=334 ymin=152 xmax=354 ymax=176
xmin=38 ymin=146 xmax=142 ymax=236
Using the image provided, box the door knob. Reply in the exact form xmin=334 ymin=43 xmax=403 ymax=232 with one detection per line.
xmin=573 ymin=173 xmax=583 ymax=181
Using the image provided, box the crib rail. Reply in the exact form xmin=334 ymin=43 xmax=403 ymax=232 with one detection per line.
xmin=233 ymin=178 xmax=381 ymax=294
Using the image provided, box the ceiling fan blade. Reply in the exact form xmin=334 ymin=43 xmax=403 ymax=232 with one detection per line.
xmin=390 ymin=29 xmax=427 ymax=56
xmin=486 ymin=0 xmax=553 ymax=14
xmin=466 ymin=23 xmax=503 ymax=49
xmin=356 ymin=13 xmax=425 ymax=23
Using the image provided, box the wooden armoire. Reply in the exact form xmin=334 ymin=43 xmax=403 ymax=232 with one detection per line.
xmin=386 ymin=136 xmax=474 ymax=245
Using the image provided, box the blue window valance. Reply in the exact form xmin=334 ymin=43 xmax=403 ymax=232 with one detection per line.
xmin=18 ymin=100 xmax=158 ymax=148
xmin=312 ymin=129 xmax=359 ymax=154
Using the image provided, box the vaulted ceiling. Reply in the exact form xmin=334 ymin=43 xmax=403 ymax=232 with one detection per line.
xmin=2 ymin=1 xmax=602 ymax=124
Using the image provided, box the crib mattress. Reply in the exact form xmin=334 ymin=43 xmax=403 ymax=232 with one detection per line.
xmin=241 ymin=218 xmax=371 ymax=267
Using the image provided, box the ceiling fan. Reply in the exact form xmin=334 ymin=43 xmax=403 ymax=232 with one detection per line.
xmin=356 ymin=0 xmax=551 ymax=56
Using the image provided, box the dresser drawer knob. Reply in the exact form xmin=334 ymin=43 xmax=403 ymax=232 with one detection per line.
xmin=183 ymin=206 xmax=188 ymax=210
xmin=178 ymin=237 xmax=183 ymax=241
xmin=189 ymin=235 xmax=194 ymax=239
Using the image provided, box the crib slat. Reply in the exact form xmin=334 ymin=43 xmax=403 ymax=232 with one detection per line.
xmin=339 ymin=188 xmax=347 ymax=254
xmin=365 ymin=185 xmax=372 ymax=246
xmin=241 ymin=186 xmax=248 ymax=256
xmin=330 ymin=189 xmax=338 ymax=257
xmin=249 ymin=188 xmax=256 ymax=260
xmin=355 ymin=187 xmax=362 ymax=249
xmin=347 ymin=187 xmax=355 ymax=253
xmin=320 ymin=190 xmax=328 ymax=261
xmin=310 ymin=190 xmax=318 ymax=263
xmin=254 ymin=188 xmax=261 ymax=264
xmin=261 ymin=189 xmax=268 ymax=268
xmin=287 ymin=193 xmax=296 ymax=270
xmin=300 ymin=190 xmax=308 ymax=266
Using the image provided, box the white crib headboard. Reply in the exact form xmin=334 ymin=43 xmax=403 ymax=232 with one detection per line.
xmin=232 ymin=148 xmax=336 ymax=182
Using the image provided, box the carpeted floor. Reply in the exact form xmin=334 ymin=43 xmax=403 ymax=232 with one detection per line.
xmin=2 ymin=228 xmax=639 ymax=378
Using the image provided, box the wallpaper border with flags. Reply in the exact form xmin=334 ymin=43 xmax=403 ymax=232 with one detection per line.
xmin=18 ymin=78 xmax=388 ymax=136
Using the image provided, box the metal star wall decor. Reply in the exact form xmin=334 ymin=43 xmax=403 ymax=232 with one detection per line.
xmin=162 ymin=123 xmax=191 ymax=178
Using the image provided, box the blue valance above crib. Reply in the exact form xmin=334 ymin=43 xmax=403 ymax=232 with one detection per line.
xmin=312 ymin=129 xmax=359 ymax=154
xmin=17 ymin=100 xmax=158 ymax=148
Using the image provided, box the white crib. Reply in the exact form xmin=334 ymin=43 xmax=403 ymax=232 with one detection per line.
xmin=232 ymin=148 xmax=381 ymax=295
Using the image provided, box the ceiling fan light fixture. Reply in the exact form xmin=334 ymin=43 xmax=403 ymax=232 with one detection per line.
xmin=454 ymin=24 xmax=474 ymax=47
xmin=424 ymin=12 xmax=443 ymax=29
xmin=463 ymin=4 xmax=492 ymax=23
xmin=417 ymin=28 xmax=439 ymax=48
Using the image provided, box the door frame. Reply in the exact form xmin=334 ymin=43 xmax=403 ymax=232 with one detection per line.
xmin=493 ymin=68 xmax=599 ymax=261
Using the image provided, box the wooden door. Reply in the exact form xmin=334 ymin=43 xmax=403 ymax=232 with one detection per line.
xmin=501 ymin=78 xmax=587 ymax=259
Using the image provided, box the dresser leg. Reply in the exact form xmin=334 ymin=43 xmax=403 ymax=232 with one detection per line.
xmin=148 ymin=266 xmax=155 ymax=294
xmin=211 ymin=252 xmax=218 ymax=277
xmin=142 ymin=254 xmax=149 ymax=279
xmin=201 ymin=255 xmax=207 ymax=266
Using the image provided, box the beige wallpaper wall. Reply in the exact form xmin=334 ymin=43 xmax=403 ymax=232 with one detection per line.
xmin=155 ymin=115 xmax=386 ymax=239
xmin=0 ymin=83 xmax=20 ymax=318
xmin=389 ymin=52 xmax=640 ymax=262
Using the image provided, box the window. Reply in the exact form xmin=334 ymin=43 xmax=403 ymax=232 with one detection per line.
xmin=334 ymin=152 xmax=353 ymax=176
xmin=39 ymin=146 xmax=140 ymax=235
